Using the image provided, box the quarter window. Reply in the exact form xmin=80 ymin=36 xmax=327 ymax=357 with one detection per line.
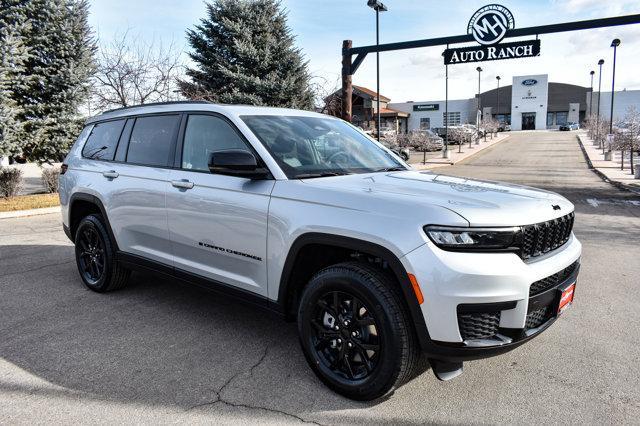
xmin=126 ymin=115 xmax=180 ymax=167
xmin=181 ymin=115 xmax=249 ymax=172
xmin=82 ymin=120 xmax=126 ymax=161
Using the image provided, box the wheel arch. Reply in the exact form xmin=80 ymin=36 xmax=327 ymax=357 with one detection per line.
xmin=277 ymin=232 xmax=429 ymax=349
xmin=69 ymin=193 xmax=119 ymax=250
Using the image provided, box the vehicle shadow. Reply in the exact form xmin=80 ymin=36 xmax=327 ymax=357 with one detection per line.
xmin=0 ymin=244 xmax=428 ymax=422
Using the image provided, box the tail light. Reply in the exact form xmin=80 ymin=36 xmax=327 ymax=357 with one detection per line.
xmin=60 ymin=164 xmax=68 ymax=175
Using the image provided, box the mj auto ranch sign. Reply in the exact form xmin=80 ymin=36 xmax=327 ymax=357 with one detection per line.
xmin=443 ymin=4 xmax=541 ymax=65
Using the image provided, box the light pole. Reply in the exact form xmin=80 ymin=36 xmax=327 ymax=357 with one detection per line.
xmin=596 ymin=59 xmax=604 ymax=152
xmin=474 ymin=67 xmax=482 ymax=147
xmin=589 ymin=70 xmax=595 ymax=118
xmin=367 ymin=0 xmax=387 ymax=142
xmin=496 ymin=76 xmax=501 ymax=127
xmin=608 ymin=38 xmax=620 ymax=163
xmin=442 ymin=47 xmax=450 ymax=158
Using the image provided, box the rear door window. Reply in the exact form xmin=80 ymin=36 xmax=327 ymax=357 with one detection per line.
xmin=126 ymin=115 xmax=181 ymax=167
xmin=82 ymin=120 xmax=126 ymax=161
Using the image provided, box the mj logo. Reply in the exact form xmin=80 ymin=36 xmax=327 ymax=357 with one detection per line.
xmin=468 ymin=4 xmax=515 ymax=46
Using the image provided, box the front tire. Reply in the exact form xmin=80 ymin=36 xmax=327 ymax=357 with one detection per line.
xmin=297 ymin=262 xmax=422 ymax=400
xmin=74 ymin=214 xmax=130 ymax=292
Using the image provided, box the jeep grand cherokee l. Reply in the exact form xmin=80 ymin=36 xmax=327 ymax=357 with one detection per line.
xmin=59 ymin=101 xmax=581 ymax=400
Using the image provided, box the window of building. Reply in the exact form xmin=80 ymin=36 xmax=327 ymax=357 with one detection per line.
xmin=443 ymin=112 xmax=461 ymax=126
xmin=556 ymin=112 xmax=568 ymax=126
xmin=547 ymin=112 xmax=555 ymax=127
xmin=182 ymin=115 xmax=250 ymax=172
xmin=419 ymin=117 xmax=430 ymax=130
xmin=82 ymin=120 xmax=126 ymax=161
xmin=126 ymin=115 xmax=180 ymax=167
xmin=495 ymin=114 xmax=511 ymax=125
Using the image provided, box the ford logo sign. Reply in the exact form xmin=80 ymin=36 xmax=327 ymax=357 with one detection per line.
xmin=522 ymin=79 xmax=538 ymax=86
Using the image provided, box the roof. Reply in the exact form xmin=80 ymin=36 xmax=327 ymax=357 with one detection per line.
xmin=353 ymin=85 xmax=391 ymax=102
xmin=379 ymin=107 xmax=409 ymax=117
xmin=86 ymin=101 xmax=331 ymax=124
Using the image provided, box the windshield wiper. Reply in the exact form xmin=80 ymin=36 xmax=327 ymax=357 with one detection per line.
xmin=373 ymin=167 xmax=407 ymax=172
xmin=296 ymin=172 xmax=351 ymax=179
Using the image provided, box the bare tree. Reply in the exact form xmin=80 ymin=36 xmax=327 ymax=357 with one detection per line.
xmin=311 ymin=75 xmax=343 ymax=117
xmin=91 ymin=32 xmax=184 ymax=112
xmin=614 ymin=107 xmax=640 ymax=174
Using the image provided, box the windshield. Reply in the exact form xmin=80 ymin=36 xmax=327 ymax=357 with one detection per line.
xmin=241 ymin=115 xmax=406 ymax=178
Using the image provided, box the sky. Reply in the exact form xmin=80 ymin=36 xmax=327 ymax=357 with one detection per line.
xmin=88 ymin=0 xmax=640 ymax=103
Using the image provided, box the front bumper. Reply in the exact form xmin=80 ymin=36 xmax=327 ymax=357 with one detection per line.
xmin=401 ymin=234 xmax=581 ymax=361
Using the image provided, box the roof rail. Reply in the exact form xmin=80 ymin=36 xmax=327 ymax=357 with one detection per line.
xmin=100 ymin=100 xmax=214 ymax=115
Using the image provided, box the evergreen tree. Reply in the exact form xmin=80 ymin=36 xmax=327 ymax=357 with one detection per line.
xmin=180 ymin=0 xmax=314 ymax=110
xmin=0 ymin=19 xmax=28 ymax=157
xmin=0 ymin=0 xmax=96 ymax=162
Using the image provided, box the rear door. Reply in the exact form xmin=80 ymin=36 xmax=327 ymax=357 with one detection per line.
xmin=166 ymin=113 xmax=274 ymax=296
xmin=105 ymin=114 xmax=181 ymax=266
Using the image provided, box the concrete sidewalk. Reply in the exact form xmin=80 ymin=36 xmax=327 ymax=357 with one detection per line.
xmin=409 ymin=132 xmax=510 ymax=170
xmin=577 ymin=132 xmax=640 ymax=192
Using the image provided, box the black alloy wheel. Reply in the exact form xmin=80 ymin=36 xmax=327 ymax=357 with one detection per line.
xmin=77 ymin=225 xmax=105 ymax=284
xmin=310 ymin=290 xmax=380 ymax=381
xmin=74 ymin=214 xmax=130 ymax=292
xmin=298 ymin=262 xmax=423 ymax=400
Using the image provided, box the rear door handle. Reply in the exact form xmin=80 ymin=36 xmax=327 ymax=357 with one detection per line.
xmin=102 ymin=170 xmax=119 ymax=179
xmin=171 ymin=179 xmax=194 ymax=190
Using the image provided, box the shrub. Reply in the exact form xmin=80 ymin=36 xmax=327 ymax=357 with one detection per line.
xmin=41 ymin=166 xmax=61 ymax=193
xmin=0 ymin=167 xmax=23 ymax=198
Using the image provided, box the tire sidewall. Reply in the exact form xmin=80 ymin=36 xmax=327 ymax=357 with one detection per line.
xmin=74 ymin=215 xmax=114 ymax=292
xmin=298 ymin=267 xmax=406 ymax=400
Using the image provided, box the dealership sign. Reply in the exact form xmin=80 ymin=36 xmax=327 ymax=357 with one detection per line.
xmin=413 ymin=103 xmax=439 ymax=111
xmin=443 ymin=4 xmax=541 ymax=65
xmin=444 ymin=39 xmax=540 ymax=64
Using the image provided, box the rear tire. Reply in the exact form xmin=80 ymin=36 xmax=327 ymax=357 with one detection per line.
xmin=297 ymin=261 xmax=422 ymax=400
xmin=74 ymin=214 xmax=130 ymax=292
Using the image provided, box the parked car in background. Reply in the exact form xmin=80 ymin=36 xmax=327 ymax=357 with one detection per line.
xmin=559 ymin=122 xmax=579 ymax=131
xmin=407 ymin=129 xmax=444 ymax=152
xmin=380 ymin=138 xmax=411 ymax=161
xmin=498 ymin=122 xmax=511 ymax=132
xmin=462 ymin=123 xmax=485 ymax=138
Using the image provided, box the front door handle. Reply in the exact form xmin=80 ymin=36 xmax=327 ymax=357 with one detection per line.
xmin=102 ymin=170 xmax=119 ymax=179
xmin=171 ymin=179 xmax=194 ymax=190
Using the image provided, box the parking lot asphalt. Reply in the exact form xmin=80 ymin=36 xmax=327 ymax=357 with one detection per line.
xmin=1 ymin=131 xmax=639 ymax=424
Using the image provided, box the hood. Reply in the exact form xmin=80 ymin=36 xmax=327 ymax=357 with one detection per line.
xmin=300 ymin=170 xmax=573 ymax=227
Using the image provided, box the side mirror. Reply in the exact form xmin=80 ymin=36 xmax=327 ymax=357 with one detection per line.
xmin=208 ymin=150 xmax=270 ymax=179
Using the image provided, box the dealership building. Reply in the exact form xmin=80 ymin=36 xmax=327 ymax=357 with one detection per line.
xmin=388 ymin=74 xmax=640 ymax=131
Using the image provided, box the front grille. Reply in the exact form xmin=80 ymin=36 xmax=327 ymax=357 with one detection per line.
xmin=529 ymin=260 xmax=580 ymax=296
xmin=521 ymin=212 xmax=574 ymax=260
xmin=526 ymin=306 xmax=552 ymax=329
xmin=458 ymin=312 xmax=500 ymax=340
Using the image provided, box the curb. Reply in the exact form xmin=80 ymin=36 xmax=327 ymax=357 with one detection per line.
xmin=412 ymin=133 xmax=511 ymax=170
xmin=575 ymin=134 xmax=640 ymax=195
xmin=0 ymin=206 xmax=61 ymax=220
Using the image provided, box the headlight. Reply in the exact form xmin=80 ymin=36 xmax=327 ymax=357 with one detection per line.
xmin=424 ymin=226 xmax=520 ymax=251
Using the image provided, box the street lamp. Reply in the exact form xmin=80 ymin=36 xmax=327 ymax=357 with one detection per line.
xmin=474 ymin=66 xmax=482 ymax=146
xmin=442 ymin=48 xmax=450 ymax=158
xmin=608 ymin=38 xmax=620 ymax=162
xmin=367 ymin=0 xmax=387 ymax=142
xmin=596 ymin=59 xmax=604 ymax=152
xmin=589 ymin=70 xmax=595 ymax=117
xmin=496 ymin=76 xmax=501 ymax=126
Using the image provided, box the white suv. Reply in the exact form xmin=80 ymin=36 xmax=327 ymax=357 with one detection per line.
xmin=59 ymin=101 xmax=581 ymax=400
